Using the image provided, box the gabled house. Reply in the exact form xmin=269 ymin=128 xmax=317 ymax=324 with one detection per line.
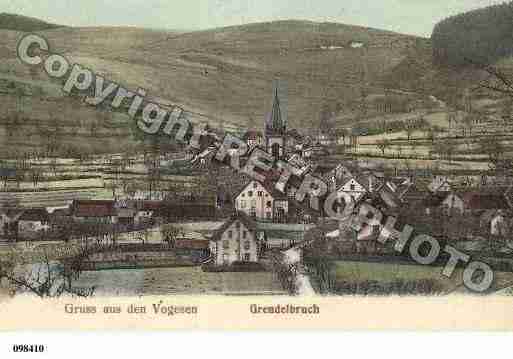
xmin=234 ymin=180 xmax=288 ymax=222
xmin=337 ymin=176 xmax=370 ymax=204
xmin=480 ymin=210 xmax=509 ymax=237
xmin=210 ymin=212 xmax=259 ymax=265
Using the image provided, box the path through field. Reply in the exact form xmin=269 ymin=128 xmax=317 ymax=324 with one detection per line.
xmin=283 ymin=247 xmax=315 ymax=296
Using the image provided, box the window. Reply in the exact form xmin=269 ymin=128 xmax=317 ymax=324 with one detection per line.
xmin=350 ymin=184 xmax=355 ymax=191
xmin=251 ymin=199 xmax=256 ymax=207
xmin=266 ymin=201 xmax=272 ymax=208
xmin=258 ymin=191 xmax=263 ymax=197
xmin=243 ymin=240 xmax=250 ymax=250
xmin=227 ymin=230 xmax=232 ymax=239
xmin=244 ymin=253 xmax=251 ymax=261
xmin=240 ymin=200 xmax=246 ymax=208
xmin=266 ymin=212 xmax=272 ymax=219
xmin=223 ymin=241 xmax=229 ymax=249
xmin=242 ymin=231 xmax=247 ymax=239
xmin=250 ymin=207 xmax=256 ymax=218
xmin=253 ymin=182 xmax=258 ymax=189
xmin=248 ymin=191 xmax=253 ymax=197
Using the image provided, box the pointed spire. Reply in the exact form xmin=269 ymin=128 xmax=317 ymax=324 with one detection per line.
xmin=265 ymin=86 xmax=285 ymax=135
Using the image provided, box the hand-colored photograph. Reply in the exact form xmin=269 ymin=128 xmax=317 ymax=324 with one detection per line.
xmin=1 ymin=0 xmax=513 ymax=331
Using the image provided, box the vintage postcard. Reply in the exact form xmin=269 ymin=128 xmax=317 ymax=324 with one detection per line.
xmin=1 ymin=0 xmax=513 ymax=332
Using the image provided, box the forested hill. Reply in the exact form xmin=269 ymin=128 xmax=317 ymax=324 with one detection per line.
xmin=431 ymin=1 xmax=513 ymax=66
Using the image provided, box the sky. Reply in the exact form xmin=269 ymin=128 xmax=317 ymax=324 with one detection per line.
xmin=1 ymin=0 xmax=507 ymax=37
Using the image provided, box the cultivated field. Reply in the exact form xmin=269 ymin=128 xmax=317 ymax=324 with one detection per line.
xmin=73 ymin=266 xmax=285 ymax=296
xmin=333 ymin=260 xmax=513 ymax=294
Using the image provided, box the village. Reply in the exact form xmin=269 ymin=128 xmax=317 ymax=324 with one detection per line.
xmin=2 ymin=82 xmax=513 ymax=297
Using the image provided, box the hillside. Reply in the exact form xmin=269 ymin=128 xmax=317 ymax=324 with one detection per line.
xmin=0 ymin=18 xmax=431 ymax=155
xmin=0 ymin=13 xmax=62 ymax=32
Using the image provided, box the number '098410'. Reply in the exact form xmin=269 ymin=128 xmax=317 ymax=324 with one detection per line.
xmin=12 ymin=345 xmax=45 ymax=353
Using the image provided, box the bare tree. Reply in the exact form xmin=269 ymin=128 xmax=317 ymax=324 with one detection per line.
xmin=377 ymin=139 xmax=390 ymax=156
xmin=405 ymin=122 xmax=415 ymax=142
xmin=467 ymin=58 xmax=513 ymax=97
xmin=160 ymin=224 xmax=185 ymax=246
xmin=0 ymin=246 xmax=96 ymax=298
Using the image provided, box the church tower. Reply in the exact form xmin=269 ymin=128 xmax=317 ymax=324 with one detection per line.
xmin=265 ymin=87 xmax=286 ymax=159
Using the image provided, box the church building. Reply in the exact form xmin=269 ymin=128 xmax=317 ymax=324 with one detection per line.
xmin=265 ymin=87 xmax=287 ymax=159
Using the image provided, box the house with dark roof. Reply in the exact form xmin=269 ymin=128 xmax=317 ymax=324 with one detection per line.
xmin=209 ymin=212 xmax=260 ymax=265
xmin=155 ymin=203 xmax=217 ymax=222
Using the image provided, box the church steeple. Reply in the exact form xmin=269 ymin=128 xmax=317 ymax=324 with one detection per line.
xmin=264 ymin=84 xmax=287 ymax=159
xmin=265 ymin=87 xmax=286 ymax=136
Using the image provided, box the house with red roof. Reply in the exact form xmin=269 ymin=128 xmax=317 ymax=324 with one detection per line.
xmin=72 ymin=200 xmax=117 ymax=223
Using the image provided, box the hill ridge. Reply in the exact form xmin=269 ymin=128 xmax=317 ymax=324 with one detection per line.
xmin=0 ymin=12 xmax=62 ymax=32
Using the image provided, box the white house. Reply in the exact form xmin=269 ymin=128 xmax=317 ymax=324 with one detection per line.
xmin=349 ymin=41 xmax=365 ymax=48
xmin=210 ymin=213 xmax=260 ymax=265
xmin=337 ymin=177 xmax=368 ymax=204
xmin=235 ymin=180 xmax=288 ymax=222
xmin=129 ymin=190 xmax=165 ymax=201
xmin=491 ymin=212 xmax=508 ymax=236
xmin=480 ymin=210 xmax=509 ymax=237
